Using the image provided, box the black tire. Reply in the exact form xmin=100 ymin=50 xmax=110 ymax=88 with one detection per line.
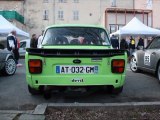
xmin=28 ymin=85 xmax=40 ymax=95
xmin=43 ymin=91 xmax=52 ymax=100
xmin=157 ymin=63 xmax=160 ymax=83
xmin=1 ymin=56 xmax=16 ymax=76
xmin=130 ymin=56 xmax=140 ymax=73
xmin=105 ymin=86 xmax=123 ymax=95
xmin=112 ymin=86 xmax=123 ymax=95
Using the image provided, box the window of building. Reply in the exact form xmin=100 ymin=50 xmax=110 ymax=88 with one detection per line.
xmin=73 ymin=10 xmax=79 ymax=20
xmin=109 ymin=24 xmax=124 ymax=33
xmin=73 ymin=0 xmax=79 ymax=3
xmin=111 ymin=0 xmax=116 ymax=7
xmin=59 ymin=0 xmax=67 ymax=3
xmin=110 ymin=25 xmax=116 ymax=33
xmin=146 ymin=0 xmax=152 ymax=9
xmin=43 ymin=10 xmax=49 ymax=20
xmin=58 ymin=10 xmax=64 ymax=20
xmin=43 ymin=0 xmax=49 ymax=3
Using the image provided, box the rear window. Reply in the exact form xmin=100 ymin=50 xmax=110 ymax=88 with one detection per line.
xmin=42 ymin=27 xmax=110 ymax=46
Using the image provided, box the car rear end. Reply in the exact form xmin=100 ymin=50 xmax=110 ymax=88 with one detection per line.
xmin=25 ymin=25 xmax=127 ymax=95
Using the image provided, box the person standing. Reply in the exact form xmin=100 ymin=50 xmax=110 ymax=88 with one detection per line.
xmin=37 ymin=30 xmax=44 ymax=48
xmin=120 ymin=38 xmax=128 ymax=50
xmin=110 ymin=35 xmax=119 ymax=49
xmin=7 ymin=30 xmax=19 ymax=65
xmin=30 ymin=34 xmax=38 ymax=48
xmin=129 ymin=36 xmax=136 ymax=55
xmin=120 ymin=38 xmax=129 ymax=57
xmin=137 ymin=37 xmax=144 ymax=50
xmin=16 ymin=37 xmax=22 ymax=66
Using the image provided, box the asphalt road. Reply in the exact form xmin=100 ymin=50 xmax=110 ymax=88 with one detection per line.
xmin=0 ymin=59 xmax=160 ymax=110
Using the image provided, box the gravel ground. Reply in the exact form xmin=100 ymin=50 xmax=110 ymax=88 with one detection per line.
xmin=45 ymin=106 xmax=160 ymax=120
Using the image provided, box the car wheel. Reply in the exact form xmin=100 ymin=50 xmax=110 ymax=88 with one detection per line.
xmin=2 ymin=56 xmax=16 ymax=75
xmin=106 ymin=86 xmax=123 ymax=95
xmin=43 ymin=91 xmax=52 ymax=99
xmin=130 ymin=56 xmax=139 ymax=72
xmin=112 ymin=86 xmax=123 ymax=95
xmin=157 ymin=63 xmax=160 ymax=83
xmin=28 ymin=85 xmax=40 ymax=95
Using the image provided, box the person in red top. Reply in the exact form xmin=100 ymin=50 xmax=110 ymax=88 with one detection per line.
xmin=17 ymin=38 xmax=20 ymax=49
xmin=16 ymin=37 xmax=22 ymax=67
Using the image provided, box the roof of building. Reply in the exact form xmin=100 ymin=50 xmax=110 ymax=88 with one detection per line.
xmin=106 ymin=8 xmax=152 ymax=14
xmin=0 ymin=10 xmax=24 ymax=24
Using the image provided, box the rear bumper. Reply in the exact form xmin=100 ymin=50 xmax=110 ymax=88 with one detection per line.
xmin=26 ymin=74 xmax=125 ymax=89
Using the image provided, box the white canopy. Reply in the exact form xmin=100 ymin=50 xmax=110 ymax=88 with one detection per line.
xmin=0 ymin=15 xmax=29 ymax=38
xmin=111 ymin=17 xmax=160 ymax=36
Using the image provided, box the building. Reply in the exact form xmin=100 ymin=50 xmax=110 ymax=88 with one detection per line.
xmin=103 ymin=0 xmax=154 ymax=33
xmin=23 ymin=0 xmax=139 ymax=35
xmin=24 ymin=0 xmax=54 ymax=35
xmin=0 ymin=0 xmax=159 ymax=36
xmin=152 ymin=0 xmax=160 ymax=29
xmin=0 ymin=0 xmax=27 ymax=32
xmin=24 ymin=0 xmax=103 ymax=35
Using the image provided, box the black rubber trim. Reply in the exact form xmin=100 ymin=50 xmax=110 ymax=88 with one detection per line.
xmin=26 ymin=48 xmax=126 ymax=57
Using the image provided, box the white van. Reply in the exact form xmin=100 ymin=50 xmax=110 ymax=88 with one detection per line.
xmin=19 ymin=39 xmax=30 ymax=56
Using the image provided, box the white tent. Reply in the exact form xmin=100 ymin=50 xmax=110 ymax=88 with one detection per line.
xmin=111 ymin=17 xmax=160 ymax=36
xmin=0 ymin=15 xmax=29 ymax=38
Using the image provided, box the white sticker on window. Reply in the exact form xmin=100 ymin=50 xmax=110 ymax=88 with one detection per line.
xmin=144 ymin=53 xmax=150 ymax=66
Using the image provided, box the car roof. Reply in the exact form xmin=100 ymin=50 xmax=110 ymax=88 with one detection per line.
xmin=46 ymin=24 xmax=106 ymax=30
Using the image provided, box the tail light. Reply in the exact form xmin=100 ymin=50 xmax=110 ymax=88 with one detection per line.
xmin=28 ymin=59 xmax=42 ymax=74
xmin=112 ymin=59 xmax=125 ymax=73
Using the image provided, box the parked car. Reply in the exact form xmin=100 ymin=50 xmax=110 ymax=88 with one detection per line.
xmin=25 ymin=24 xmax=127 ymax=97
xmin=130 ymin=36 xmax=160 ymax=81
xmin=0 ymin=43 xmax=16 ymax=75
xmin=19 ymin=39 xmax=30 ymax=56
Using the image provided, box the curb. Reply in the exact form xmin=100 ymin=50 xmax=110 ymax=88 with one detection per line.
xmin=2 ymin=101 xmax=160 ymax=114
xmin=1 ymin=101 xmax=160 ymax=119
xmin=33 ymin=103 xmax=48 ymax=115
xmin=47 ymin=101 xmax=160 ymax=107
xmin=32 ymin=101 xmax=160 ymax=114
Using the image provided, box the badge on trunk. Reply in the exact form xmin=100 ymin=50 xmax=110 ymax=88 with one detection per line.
xmin=72 ymin=78 xmax=84 ymax=82
xmin=73 ymin=59 xmax=81 ymax=64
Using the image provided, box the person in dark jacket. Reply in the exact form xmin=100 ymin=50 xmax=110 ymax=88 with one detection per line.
xmin=110 ymin=35 xmax=119 ymax=49
xmin=7 ymin=30 xmax=19 ymax=64
xmin=30 ymin=34 xmax=38 ymax=48
xmin=120 ymin=38 xmax=129 ymax=57
xmin=137 ymin=37 xmax=144 ymax=50
xmin=120 ymin=38 xmax=128 ymax=50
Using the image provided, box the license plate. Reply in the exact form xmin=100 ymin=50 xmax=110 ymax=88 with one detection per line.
xmin=56 ymin=65 xmax=98 ymax=74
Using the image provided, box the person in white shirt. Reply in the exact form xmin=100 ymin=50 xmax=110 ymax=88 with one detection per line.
xmin=7 ymin=30 xmax=19 ymax=63
xmin=37 ymin=30 xmax=44 ymax=48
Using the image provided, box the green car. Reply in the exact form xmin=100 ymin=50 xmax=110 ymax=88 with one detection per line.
xmin=25 ymin=24 xmax=127 ymax=97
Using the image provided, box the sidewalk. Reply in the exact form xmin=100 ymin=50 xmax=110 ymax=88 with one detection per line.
xmin=0 ymin=104 xmax=46 ymax=120
xmin=1 ymin=102 xmax=160 ymax=120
